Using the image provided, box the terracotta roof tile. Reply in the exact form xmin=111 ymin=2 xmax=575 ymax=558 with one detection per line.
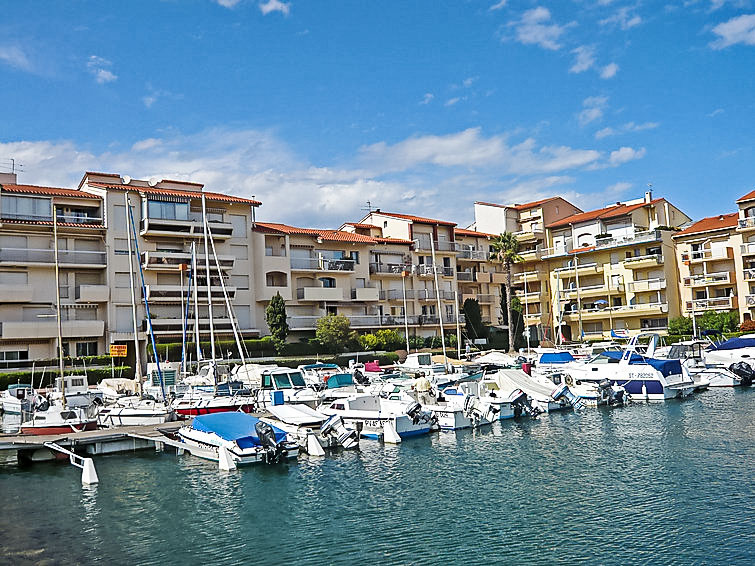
xmin=546 ymin=198 xmax=665 ymax=229
xmin=512 ymin=197 xmax=560 ymax=210
xmin=374 ymin=237 xmax=413 ymax=245
xmin=345 ymin=222 xmax=380 ymax=229
xmin=0 ymin=184 xmax=101 ymax=200
xmin=0 ymin=218 xmax=105 ymax=229
xmin=455 ymin=228 xmax=496 ymax=238
xmin=86 ymin=182 xmax=261 ymax=206
xmin=254 ymin=222 xmax=378 ymax=243
xmin=84 ymin=171 xmax=120 ymax=178
xmin=373 ymin=211 xmax=456 ymax=226
xmin=674 ymin=212 xmax=738 ymax=237
xmin=736 ymin=189 xmax=755 ymax=203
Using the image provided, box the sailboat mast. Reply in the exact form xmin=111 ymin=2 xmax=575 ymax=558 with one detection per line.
xmin=192 ymin=241 xmax=201 ymax=363
xmin=124 ymin=193 xmax=143 ymax=381
xmin=53 ymin=207 xmax=66 ymax=406
xmin=202 ymin=195 xmax=217 ymax=376
xmin=430 ymin=235 xmax=448 ymax=365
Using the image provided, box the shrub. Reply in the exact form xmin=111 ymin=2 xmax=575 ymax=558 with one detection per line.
xmin=315 ymin=314 xmax=353 ymax=353
xmin=740 ymin=319 xmax=755 ymax=332
xmin=668 ymin=316 xmax=693 ymax=336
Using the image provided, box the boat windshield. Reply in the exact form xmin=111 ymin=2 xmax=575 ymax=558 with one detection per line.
xmin=273 ymin=374 xmax=293 ymax=389
xmin=289 ymin=371 xmax=306 ymax=387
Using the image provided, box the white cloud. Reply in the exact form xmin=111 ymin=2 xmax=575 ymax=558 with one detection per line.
xmin=131 ymin=138 xmax=162 ymax=152
xmin=420 ymin=93 xmax=434 ymax=105
xmin=141 ymin=84 xmax=181 ymax=108
xmin=595 ymin=127 xmax=616 ymax=139
xmin=214 ymin=0 xmax=242 ymax=7
xmin=609 ymin=146 xmax=646 ymax=165
xmin=578 ymin=96 xmax=609 ymax=126
xmin=445 ymin=97 xmax=463 ymax=106
xmin=595 ymin=121 xmax=658 ymax=139
xmin=462 ymin=76 xmax=478 ymax=88
xmin=505 ymin=7 xmax=572 ymax=51
xmin=600 ymin=62 xmax=619 ymax=78
xmin=489 ymin=0 xmax=507 ymax=10
xmin=86 ymin=55 xmax=117 ymax=84
xmin=600 ymin=7 xmax=642 ymax=30
xmin=570 ymin=46 xmax=596 ymax=73
xmin=259 ymin=0 xmax=290 ymax=15
xmin=710 ymin=14 xmax=755 ymax=49
xmin=708 ymin=108 xmax=725 ymax=117
xmin=0 ymin=45 xmax=32 ymax=71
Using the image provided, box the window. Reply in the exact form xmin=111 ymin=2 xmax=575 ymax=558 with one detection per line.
xmin=326 ymin=306 xmax=337 ymax=315
xmin=1 ymin=195 xmax=52 ymax=221
xmin=0 ymin=350 xmax=29 ymax=361
xmin=641 ymin=318 xmax=668 ymax=329
xmin=319 ymin=277 xmax=336 ymax=288
xmin=147 ymin=200 xmax=189 ymax=220
xmin=231 ymin=275 xmax=249 ymax=290
xmin=350 ymin=251 xmax=360 ymax=264
xmin=76 ymin=342 xmax=97 ymax=357
xmin=230 ymin=214 xmax=247 ymax=236
xmin=265 ymin=271 xmax=287 ymax=287
xmin=0 ymin=271 xmax=28 ymax=284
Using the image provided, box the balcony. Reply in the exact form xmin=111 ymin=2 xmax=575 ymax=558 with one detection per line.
xmin=291 ymin=257 xmax=355 ymax=272
xmin=146 ymin=285 xmax=235 ymax=302
xmin=515 ymin=291 xmax=541 ymax=303
xmin=623 ymin=254 xmax=662 ymax=269
xmin=476 ymin=272 xmax=491 ymax=283
xmin=0 ymin=248 xmax=107 ymax=268
xmin=0 ymin=284 xmax=34 ymax=302
xmin=746 ymin=295 xmax=755 ymax=308
xmin=296 ymin=287 xmax=344 ymax=301
xmin=542 ymin=230 xmax=664 ymax=258
xmin=0 ymin=211 xmax=103 ymax=226
xmin=564 ymin=303 xmax=669 ymax=320
xmin=561 ymin=284 xmax=606 ymax=299
xmin=627 ymin=278 xmax=667 ymax=292
xmin=286 ymin=314 xmax=464 ymax=330
xmin=684 ymin=247 xmax=734 ymax=262
xmin=738 ymin=217 xmax=755 ymax=231
xmin=418 ymin=289 xmax=456 ymax=301
xmin=369 ymin=262 xmax=411 ymax=276
xmin=683 ymin=272 xmax=732 ymax=287
xmin=686 ymin=296 xmax=737 ymax=311
xmin=457 ymin=249 xmax=488 ymax=261
xmin=456 ymin=271 xmax=474 ymax=282
xmin=513 ymin=224 xmax=544 ymax=242
xmin=491 ymin=273 xmax=507 ymax=284
xmin=75 ymin=285 xmax=109 ymax=302
xmin=145 ymin=317 xmax=242 ymax=335
xmin=413 ymin=239 xmax=460 ymax=253
xmin=416 ymin=265 xmax=455 ymax=277
xmin=554 ymin=261 xmax=601 ymax=274
xmin=741 ymin=243 xmax=755 ymax=257
xmin=142 ymin=251 xmax=235 ymax=271
xmin=513 ymin=270 xmax=541 ymax=282
xmin=0 ymin=320 xmax=104 ymax=340
xmin=140 ymin=216 xmax=234 ymax=239
xmin=744 ymin=268 xmax=755 ymax=281
xmin=351 ymin=287 xmax=380 ymax=301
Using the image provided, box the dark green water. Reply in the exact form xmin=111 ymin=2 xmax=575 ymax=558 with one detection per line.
xmin=2 ymin=388 xmax=753 ymax=566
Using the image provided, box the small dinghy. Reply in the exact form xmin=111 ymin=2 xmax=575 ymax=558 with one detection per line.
xmin=177 ymin=412 xmax=299 ymax=466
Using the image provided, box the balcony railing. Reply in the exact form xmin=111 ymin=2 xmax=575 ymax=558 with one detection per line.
xmin=683 ymin=272 xmax=731 ymax=287
xmin=456 ymin=271 xmax=474 ymax=281
xmin=627 ymin=278 xmax=666 ymax=292
xmin=686 ymin=297 xmax=736 ymax=310
xmin=684 ymin=248 xmax=732 ymax=261
xmin=741 ymin=243 xmax=755 ymax=256
xmin=743 ymin=268 xmax=755 ymax=281
xmin=413 ymin=239 xmax=460 ymax=253
xmin=287 ymin=313 xmax=465 ymax=329
xmin=457 ymin=249 xmax=488 ymax=261
xmin=0 ymin=247 xmax=107 ymax=265
xmin=738 ymin=217 xmax=755 ymax=229
xmin=416 ymin=265 xmax=455 ymax=277
xmin=564 ymin=302 xmax=668 ymax=315
xmin=623 ymin=253 xmax=662 ymax=265
xmin=369 ymin=262 xmax=411 ymax=275
xmin=553 ymin=261 xmax=598 ymax=273
xmin=541 ymin=230 xmax=662 ymax=258
xmin=142 ymin=251 xmax=235 ymax=271
xmin=291 ymin=257 xmax=355 ymax=271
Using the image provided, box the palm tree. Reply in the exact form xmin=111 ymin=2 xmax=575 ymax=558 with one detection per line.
xmin=490 ymin=232 xmax=524 ymax=354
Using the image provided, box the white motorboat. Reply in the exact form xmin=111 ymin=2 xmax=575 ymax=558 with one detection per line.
xmin=46 ymin=375 xmax=104 ymax=409
xmin=261 ymin=404 xmax=359 ymax=453
xmin=478 ymin=367 xmax=574 ymax=413
xmin=253 ymin=368 xmax=321 ymax=409
xmin=171 ymin=383 xmax=256 ymax=417
xmin=98 ymin=395 xmax=174 ymax=427
xmin=20 ymin=402 xmax=98 ymax=435
xmin=1 ymin=383 xmax=34 ymax=415
xmin=704 ymin=335 xmax=755 ymax=378
xmin=176 ymin=412 xmax=299 ymax=466
xmin=662 ymin=341 xmax=741 ymax=388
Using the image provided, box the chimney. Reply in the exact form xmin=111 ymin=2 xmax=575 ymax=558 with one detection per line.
xmin=0 ymin=172 xmax=18 ymax=185
xmin=644 ymin=190 xmax=652 ymax=204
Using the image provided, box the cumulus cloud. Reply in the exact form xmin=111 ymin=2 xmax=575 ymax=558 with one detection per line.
xmin=489 ymin=0 xmax=507 ymax=10
xmin=259 ymin=0 xmax=290 ymax=15
xmin=600 ymin=7 xmax=642 ymax=30
xmin=595 ymin=127 xmax=616 ymax=139
xmin=600 ymin=62 xmax=619 ymax=78
xmin=570 ymin=46 xmax=596 ymax=73
xmin=0 ymin=45 xmax=32 ymax=71
xmin=710 ymin=14 xmax=755 ymax=49
xmin=214 ymin=0 xmax=242 ymax=7
xmin=86 ymin=55 xmax=117 ymax=84
xmin=420 ymin=93 xmax=434 ymax=105
xmin=596 ymin=121 xmax=659 ymax=139
xmin=609 ymin=146 xmax=646 ymax=165
xmin=504 ymin=7 xmax=573 ymax=50
xmin=578 ymin=96 xmax=609 ymax=126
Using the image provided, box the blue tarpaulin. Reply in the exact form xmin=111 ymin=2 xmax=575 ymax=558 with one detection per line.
xmin=538 ymin=351 xmax=575 ymax=364
xmin=326 ymin=373 xmax=354 ymax=389
xmin=708 ymin=337 xmax=755 ymax=351
xmin=600 ymin=351 xmax=682 ymax=377
xmin=191 ymin=413 xmax=287 ymax=447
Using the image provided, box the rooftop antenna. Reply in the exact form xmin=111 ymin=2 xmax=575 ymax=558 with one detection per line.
xmin=361 ymin=201 xmax=376 ymax=213
xmin=0 ymin=158 xmax=24 ymax=174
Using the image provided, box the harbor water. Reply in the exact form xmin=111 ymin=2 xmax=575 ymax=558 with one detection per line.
xmin=1 ymin=388 xmax=753 ymax=566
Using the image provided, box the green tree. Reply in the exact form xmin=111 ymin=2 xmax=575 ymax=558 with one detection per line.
xmin=490 ymin=232 xmax=524 ymax=353
xmin=463 ymin=298 xmax=485 ymax=340
xmin=668 ymin=316 xmax=693 ymax=336
xmin=315 ymin=314 xmax=353 ymax=353
xmin=265 ymin=292 xmax=289 ymax=354
xmin=698 ymin=310 xmax=740 ymax=334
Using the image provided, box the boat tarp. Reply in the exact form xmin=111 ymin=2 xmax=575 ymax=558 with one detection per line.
xmin=326 ymin=373 xmax=354 ymax=389
xmin=708 ymin=337 xmax=755 ymax=351
xmin=600 ymin=351 xmax=682 ymax=377
xmin=267 ymin=404 xmax=326 ymax=426
xmin=191 ymin=413 xmax=287 ymax=446
xmin=538 ymin=351 xmax=575 ymax=364
xmin=301 ymin=364 xmax=340 ymax=370
xmin=490 ymin=369 xmax=555 ymax=400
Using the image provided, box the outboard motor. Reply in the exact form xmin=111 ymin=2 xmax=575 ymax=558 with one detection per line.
xmin=597 ymin=379 xmax=626 ymax=406
xmin=320 ymin=414 xmax=359 ymax=449
xmin=255 ymin=420 xmax=283 ymax=464
xmin=551 ymin=383 xmax=585 ymax=411
xmin=728 ymin=362 xmax=754 ymax=387
xmin=506 ymin=389 xmax=542 ymax=418
xmin=353 ymin=369 xmax=370 ymax=385
xmin=405 ymin=401 xmax=424 ymax=425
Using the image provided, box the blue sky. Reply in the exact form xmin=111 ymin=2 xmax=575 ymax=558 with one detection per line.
xmin=1 ymin=0 xmax=754 ymax=227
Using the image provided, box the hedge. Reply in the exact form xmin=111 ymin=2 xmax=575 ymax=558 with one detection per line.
xmin=0 ymin=354 xmax=117 ymax=371
xmin=155 ymin=338 xmax=277 ymax=361
xmin=0 ymin=366 xmax=132 ymax=390
xmin=275 ymin=352 xmax=400 ymax=369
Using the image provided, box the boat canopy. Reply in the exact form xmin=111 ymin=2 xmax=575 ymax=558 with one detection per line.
xmin=191 ymin=413 xmax=287 ymax=448
xmin=301 ymin=364 xmax=340 ymax=370
xmin=708 ymin=337 xmax=755 ymax=351
xmin=538 ymin=351 xmax=575 ymax=364
xmin=601 ymin=351 xmax=682 ymax=377
xmin=326 ymin=373 xmax=354 ymax=389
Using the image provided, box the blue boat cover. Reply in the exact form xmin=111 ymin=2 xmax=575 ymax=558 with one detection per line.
xmin=600 ymin=351 xmax=682 ymax=377
xmin=708 ymin=337 xmax=755 ymax=351
xmin=539 ymin=351 xmax=575 ymax=364
xmin=301 ymin=363 xmax=340 ymax=370
xmin=326 ymin=373 xmax=354 ymax=389
xmin=191 ymin=413 xmax=287 ymax=448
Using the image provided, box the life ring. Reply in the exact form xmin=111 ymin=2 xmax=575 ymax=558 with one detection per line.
xmin=565 ymin=374 xmax=574 ymax=387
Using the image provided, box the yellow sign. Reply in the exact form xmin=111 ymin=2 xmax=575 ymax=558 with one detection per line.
xmin=110 ymin=344 xmax=128 ymax=357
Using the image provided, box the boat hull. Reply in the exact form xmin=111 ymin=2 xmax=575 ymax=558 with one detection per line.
xmin=20 ymin=421 xmax=98 ymax=435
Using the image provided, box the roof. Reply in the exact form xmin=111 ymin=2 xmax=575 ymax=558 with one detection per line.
xmin=0 ymin=218 xmax=105 ymax=230
xmin=254 ymin=222 xmax=378 ymax=243
xmin=546 ymin=198 xmax=665 ymax=229
xmin=343 ymin=222 xmax=379 ymax=230
xmin=0 ymin=183 xmax=101 ymax=200
xmin=374 ymin=237 xmax=413 ymax=245
xmin=736 ymin=189 xmax=755 ymax=203
xmin=84 ymin=171 xmax=120 ymax=178
xmin=673 ymin=212 xmax=738 ymax=237
xmin=454 ymin=228 xmax=496 ymax=238
xmin=86 ymin=182 xmax=261 ymax=206
xmin=474 ymin=196 xmax=573 ymax=211
xmin=371 ymin=211 xmax=456 ymax=227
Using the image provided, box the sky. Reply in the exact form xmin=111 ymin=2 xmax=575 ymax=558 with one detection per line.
xmin=0 ymin=0 xmax=754 ymax=228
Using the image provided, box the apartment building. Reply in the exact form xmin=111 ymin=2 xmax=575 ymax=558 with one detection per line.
xmin=542 ymin=192 xmax=690 ymax=340
xmin=735 ymin=188 xmax=755 ymax=321
xmin=78 ymin=172 xmax=262 ymax=367
xmin=0 ymin=172 xmax=107 ymax=362
xmin=453 ymin=228 xmax=501 ymax=326
xmin=674 ymin=213 xmax=742 ymax=319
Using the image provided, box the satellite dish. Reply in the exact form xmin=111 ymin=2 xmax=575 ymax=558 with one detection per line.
xmin=121 ymin=175 xmax=131 ymax=185
xmin=148 ymin=177 xmax=159 ymax=187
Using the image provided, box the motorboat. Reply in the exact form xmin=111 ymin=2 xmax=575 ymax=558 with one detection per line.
xmin=1 ymin=383 xmax=34 ymax=415
xmin=320 ymin=392 xmax=436 ymax=442
xmin=98 ymin=395 xmax=174 ymax=427
xmin=253 ymin=368 xmax=321 ymax=409
xmin=171 ymin=382 xmax=256 ymax=417
xmin=46 ymin=375 xmax=104 ymax=409
xmin=704 ymin=335 xmax=755 ymax=370
xmin=261 ymin=404 xmax=359 ymax=454
xmin=20 ymin=402 xmax=98 ymax=435
xmin=176 ymin=412 xmax=299 ymax=466
xmin=296 ymin=363 xmax=345 ymax=387
xmin=662 ymin=341 xmax=740 ymax=388
xmin=479 ymin=366 xmax=575 ymax=413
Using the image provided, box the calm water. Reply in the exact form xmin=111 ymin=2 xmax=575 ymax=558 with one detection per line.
xmin=1 ymin=388 xmax=753 ymax=566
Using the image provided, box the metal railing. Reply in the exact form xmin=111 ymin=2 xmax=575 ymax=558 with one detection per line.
xmin=628 ymin=278 xmax=667 ymax=292
xmin=456 ymin=271 xmax=474 ymax=281
xmin=290 ymin=257 xmax=355 ymax=271
xmin=369 ymin=262 xmax=411 ymax=275
xmin=624 ymin=253 xmax=662 ymax=265
xmin=743 ymin=268 xmax=755 ymax=281
xmin=738 ymin=217 xmax=755 ymax=229
xmin=287 ymin=313 xmax=465 ymax=329
xmin=686 ymin=297 xmax=734 ymax=310
xmin=541 ymin=229 xmax=663 ymax=258
xmin=564 ymin=302 xmax=668 ymax=315
xmin=415 ymin=264 xmax=454 ymax=277
xmin=684 ymin=248 xmax=731 ymax=261
xmin=0 ymin=247 xmax=106 ymax=265
xmin=413 ymin=239 xmax=460 ymax=252
xmin=457 ymin=249 xmax=488 ymax=260
xmin=741 ymin=243 xmax=755 ymax=256
xmin=683 ymin=272 xmax=730 ymax=287
xmin=553 ymin=261 xmax=598 ymax=273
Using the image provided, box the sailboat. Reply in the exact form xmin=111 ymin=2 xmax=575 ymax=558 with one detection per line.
xmin=21 ymin=209 xmax=98 ymax=435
